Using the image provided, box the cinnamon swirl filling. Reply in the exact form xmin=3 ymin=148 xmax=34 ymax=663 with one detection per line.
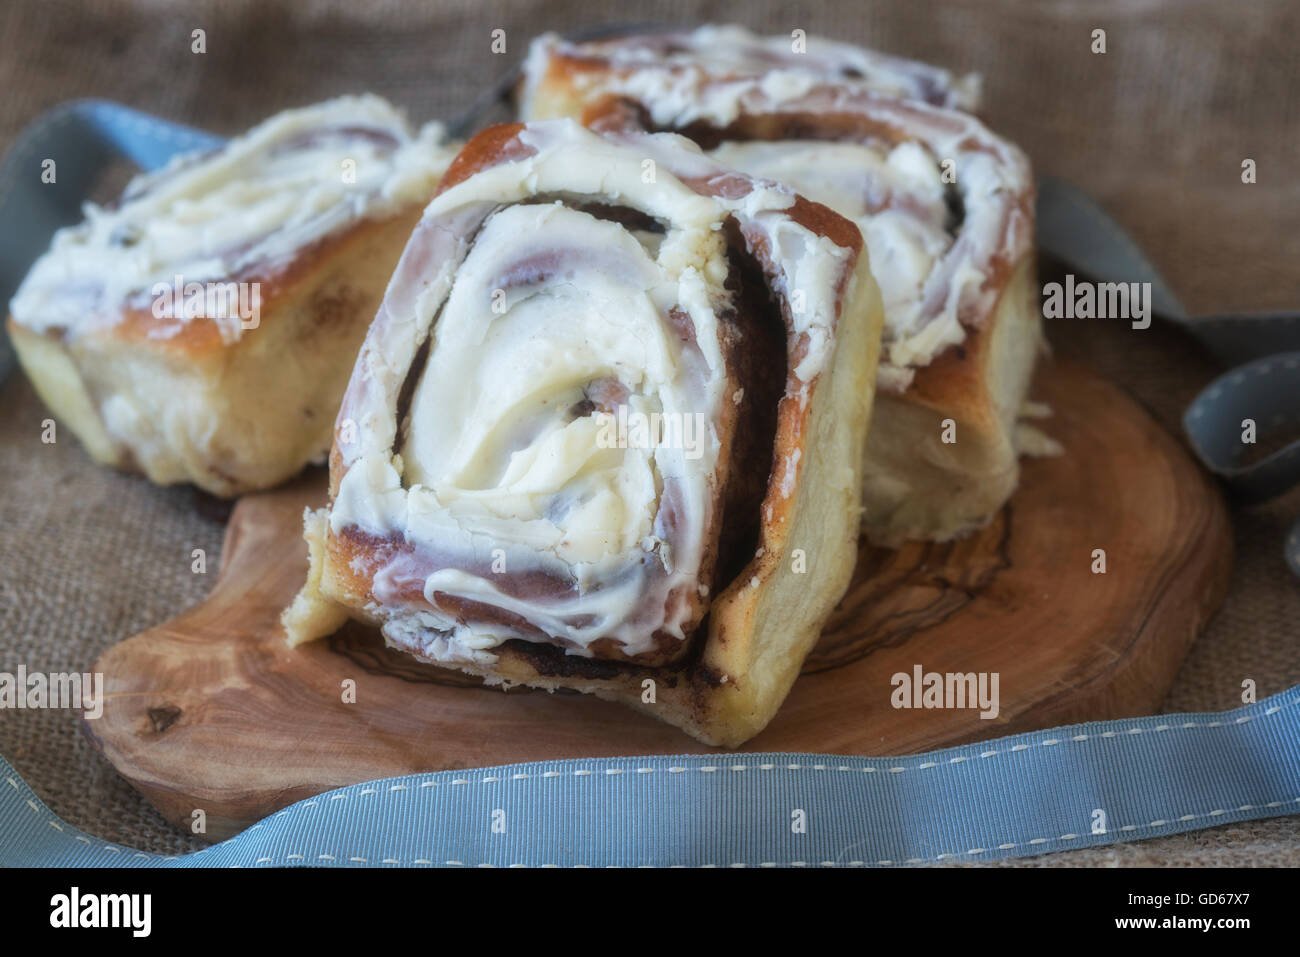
xmin=584 ymin=90 xmax=1034 ymax=393
xmin=326 ymin=120 xmax=862 ymax=667
xmin=521 ymin=29 xmax=1033 ymax=395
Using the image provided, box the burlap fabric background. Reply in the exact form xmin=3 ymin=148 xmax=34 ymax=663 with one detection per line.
xmin=0 ymin=0 xmax=1296 ymax=864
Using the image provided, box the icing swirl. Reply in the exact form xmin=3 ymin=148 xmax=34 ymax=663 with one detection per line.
xmin=10 ymin=95 xmax=455 ymax=342
xmin=521 ymin=30 xmax=1031 ymax=392
xmin=328 ymin=119 xmax=863 ymax=664
xmin=701 ymin=91 xmax=1033 ymax=390
xmin=522 ymin=25 xmax=981 ymax=117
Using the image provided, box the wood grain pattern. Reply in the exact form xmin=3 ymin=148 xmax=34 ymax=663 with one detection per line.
xmin=83 ymin=361 xmax=1232 ymax=839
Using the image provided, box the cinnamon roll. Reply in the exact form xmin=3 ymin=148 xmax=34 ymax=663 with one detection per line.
xmin=521 ymin=30 xmax=1043 ymax=544
xmin=7 ymin=96 xmax=459 ymax=496
xmin=283 ymin=119 xmax=885 ymax=746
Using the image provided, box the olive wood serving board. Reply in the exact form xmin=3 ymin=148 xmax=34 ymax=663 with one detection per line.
xmin=83 ymin=361 xmax=1232 ymax=839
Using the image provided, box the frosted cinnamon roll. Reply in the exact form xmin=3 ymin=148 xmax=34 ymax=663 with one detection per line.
xmin=7 ymin=95 xmax=459 ymax=496
xmin=283 ymin=120 xmax=885 ymax=746
xmin=521 ymin=36 xmax=1042 ymax=544
xmin=520 ymin=25 xmax=981 ymax=122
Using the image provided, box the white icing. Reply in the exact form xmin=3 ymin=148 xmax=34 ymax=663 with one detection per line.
xmin=1014 ymin=400 xmax=1062 ymax=458
xmin=661 ymin=92 xmax=1028 ymax=389
xmin=710 ymin=132 xmax=1027 ymax=386
xmin=1014 ymin=421 xmax=1064 ymax=459
xmin=522 ymin=25 xmax=981 ymax=116
xmin=402 ymin=203 xmax=690 ymax=568
xmin=330 ymin=119 xmax=859 ymax=660
xmin=521 ymin=31 xmax=1029 ymax=393
xmin=10 ymin=95 xmax=457 ymax=340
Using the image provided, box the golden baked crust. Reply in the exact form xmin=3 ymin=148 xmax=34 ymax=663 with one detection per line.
xmin=284 ymin=120 xmax=885 ymax=747
xmin=861 ymin=258 xmax=1041 ymax=544
xmin=8 ymin=212 xmax=421 ymax=496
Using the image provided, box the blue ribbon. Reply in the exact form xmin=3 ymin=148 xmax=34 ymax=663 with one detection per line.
xmin=2 ymin=688 xmax=1297 ymax=866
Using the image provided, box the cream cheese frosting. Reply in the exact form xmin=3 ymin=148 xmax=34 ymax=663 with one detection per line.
xmin=329 ymin=119 xmax=859 ymax=663
xmin=600 ymin=85 xmax=1031 ymax=392
xmin=522 ymin=25 xmax=982 ymax=116
xmin=10 ymin=95 xmax=457 ymax=343
xmin=520 ymin=31 xmax=1029 ymax=393
xmin=708 ymin=125 xmax=1027 ymax=391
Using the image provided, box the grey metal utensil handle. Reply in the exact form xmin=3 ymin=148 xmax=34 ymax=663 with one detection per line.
xmin=1037 ymin=176 xmax=1300 ymax=574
